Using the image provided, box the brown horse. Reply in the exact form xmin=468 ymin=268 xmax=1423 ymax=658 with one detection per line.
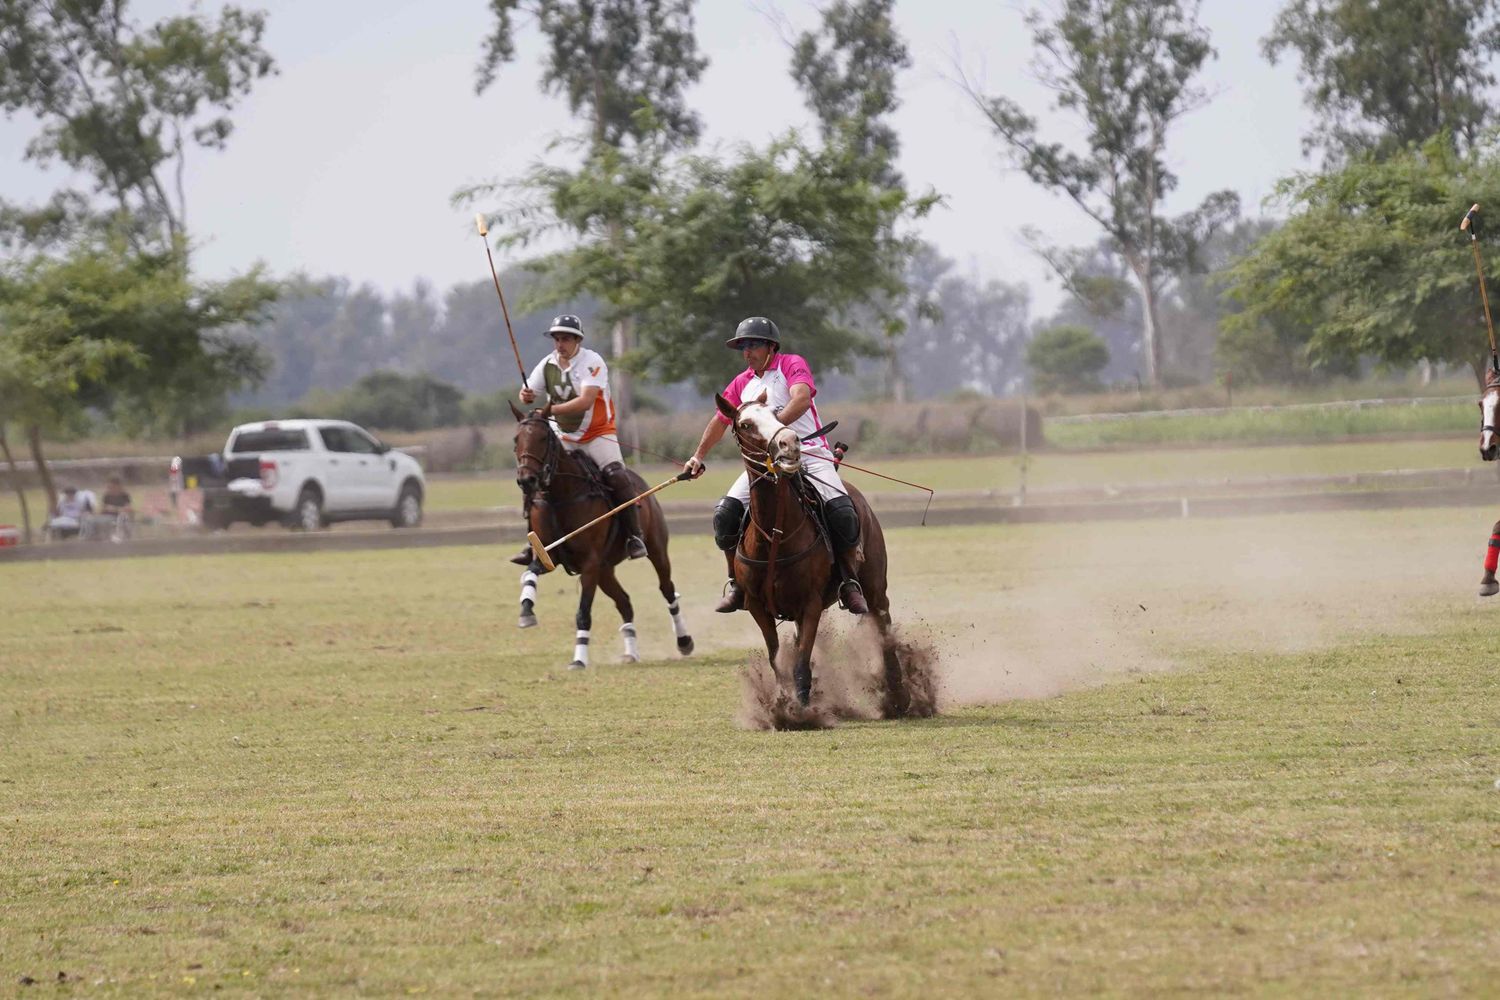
xmin=716 ymin=391 xmax=916 ymax=713
xmin=509 ymin=401 xmax=693 ymax=667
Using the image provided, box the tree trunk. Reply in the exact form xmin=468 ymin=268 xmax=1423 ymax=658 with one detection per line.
xmin=0 ymin=424 xmax=33 ymax=544
xmin=26 ymin=424 xmax=58 ymax=525
xmin=610 ymin=313 xmax=640 ymax=459
xmin=1125 ymin=258 xmax=1162 ymax=387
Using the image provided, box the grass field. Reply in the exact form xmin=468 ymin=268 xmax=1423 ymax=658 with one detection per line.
xmin=423 ymin=437 xmax=1485 ymax=512
xmin=4 ymin=508 xmax=1498 ymax=994
xmin=0 ymin=437 xmax=1487 ymax=531
xmin=1045 ymin=401 xmax=1474 ymax=449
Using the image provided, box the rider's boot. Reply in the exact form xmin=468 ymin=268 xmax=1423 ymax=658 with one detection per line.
xmin=510 ymin=546 xmax=535 ymax=566
xmin=1484 ymin=522 xmax=1500 ymax=597
xmin=602 ymin=461 xmax=648 ymax=559
xmin=713 ymin=497 xmax=746 ymax=613
xmin=824 ymin=493 xmax=869 ymax=616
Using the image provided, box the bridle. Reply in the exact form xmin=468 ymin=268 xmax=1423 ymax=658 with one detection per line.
xmin=514 ymin=413 xmax=562 ymax=491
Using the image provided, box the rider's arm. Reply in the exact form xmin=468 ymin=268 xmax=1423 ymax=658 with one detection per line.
xmin=547 ymin=384 xmax=600 ymax=417
xmin=685 ymin=415 xmax=728 ymax=476
xmin=778 ymin=382 xmax=813 ymax=425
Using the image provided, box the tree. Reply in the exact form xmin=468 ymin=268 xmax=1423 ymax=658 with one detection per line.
xmin=1223 ymin=137 xmax=1500 ymax=384
xmin=0 ymin=238 xmax=273 ymax=475
xmin=962 ymin=0 xmax=1238 ymax=387
xmin=1027 ymin=325 xmax=1110 ymax=394
xmin=790 ymin=0 xmax=920 ymax=399
xmin=471 ymin=1 xmax=708 ymax=447
xmin=501 ymin=129 xmax=937 ymax=394
xmin=0 ymin=0 xmax=276 ymax=248
xmin=791 ymin=0 xmax=910 ymax=187
xmin=879 ymin=245 xmax=1031 ymax=398
xmin=1264 ymin=0 xmax=1500 ymax=163
xmin=333 ymin=372 xmax=466 ymax=432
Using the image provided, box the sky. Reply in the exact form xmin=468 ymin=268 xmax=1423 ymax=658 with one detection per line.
xmin=0 ymin=0 xmax=1312 ymax=320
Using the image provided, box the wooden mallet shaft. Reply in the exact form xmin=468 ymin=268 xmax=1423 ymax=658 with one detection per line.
xmin=475 ymin=213 xmax=528 ymax=381
xmin=1462 ymin=204 xmax=1499 ymax=360
xmin=527 ymin=471 xmax=693 ymax=571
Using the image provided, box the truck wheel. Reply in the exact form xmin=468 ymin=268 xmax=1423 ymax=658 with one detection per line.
xmin=291 ymin=488 xmax=324 ymax=531
xmin=390 ymin=482 xmax=423 ymax=528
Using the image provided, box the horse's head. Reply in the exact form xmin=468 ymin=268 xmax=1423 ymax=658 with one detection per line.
xmin=509 ymin=399 xmax=557 ymax=490
xmin=716 ymin=390 xmax=800 ymax=475
xmin=1482 ymin=367 xmax=1500 ymax=462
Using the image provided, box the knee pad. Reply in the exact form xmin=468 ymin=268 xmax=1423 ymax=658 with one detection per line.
xmin=601 ymin=461 xmax=625 ymax=475
xmin=824 ymin=494 xmax=861 ymax=551
xmin=713 ymin=497 xmax=745 ymax=551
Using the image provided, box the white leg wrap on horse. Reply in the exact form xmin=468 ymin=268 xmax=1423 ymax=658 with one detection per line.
xmin=573 ymin=629 xmax=590 ymax=666
xmin=520 ymin=569 xmax=538 ymax=606
xmin=620 ymin=622 xmax=638 ymax=661
xmin=668 ymin=593 xmax=689 ymax=639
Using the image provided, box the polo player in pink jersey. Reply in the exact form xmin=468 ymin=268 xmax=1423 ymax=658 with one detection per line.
xmin=683 ymin=316 xmax=869 ymax=616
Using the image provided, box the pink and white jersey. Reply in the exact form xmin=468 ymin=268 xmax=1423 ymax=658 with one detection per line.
xmin=715 ymin=353 xmax=827 ymax=449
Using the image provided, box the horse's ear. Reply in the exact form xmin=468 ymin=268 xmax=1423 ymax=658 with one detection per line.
xmin=754 ymin=389 xmax=768 ymax=406
xmin=508 ymin=399 xmax=525 ymax=422
xmin=714 ymin=393 xmax=737 ymax=420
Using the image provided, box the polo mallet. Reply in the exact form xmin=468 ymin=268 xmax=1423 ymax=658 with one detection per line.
xmin=526 ymin=470 xmax=694 ymax=571
xmin=475 ymin=213 xmax=527 ymax=381
xmin=1461 ymin=204 xmax=1499 ymax=371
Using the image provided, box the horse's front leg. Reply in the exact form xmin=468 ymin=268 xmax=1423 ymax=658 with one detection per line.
xmin=1483 ymin=518 xmax=1500 ymax=597
xmin=518 ymin=562 xmax=540 ymax=628
xmin=793 ymin=607 xmax=822 ymax=707
xmin=570 ymin=563 xmax=599 ymax=670
xmin=746 ymin=601 xmax=781 ymax=684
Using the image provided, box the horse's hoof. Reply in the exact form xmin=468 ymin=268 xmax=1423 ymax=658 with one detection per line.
xmin=1481 ymin=580 xmax=1498 ymax=597
xmin=518 ymin=614 xmax=538 ymax=629
xmin=567 ymin=660 xmax=587 ymax=671
xmin=620 ymin=653 xmax=639 ymax=664
xmin=677 ymin=636 xmax=694 ymax=656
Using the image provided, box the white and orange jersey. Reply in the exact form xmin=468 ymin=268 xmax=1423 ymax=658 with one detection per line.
xmin=525 ymin=346 xmax=617 ymax=443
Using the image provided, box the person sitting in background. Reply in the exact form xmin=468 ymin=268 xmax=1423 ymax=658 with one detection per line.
xmin=47 ymin=485 xmax=92 ymax=540
xmin=97 ymin=477 xmax=135 ymax=540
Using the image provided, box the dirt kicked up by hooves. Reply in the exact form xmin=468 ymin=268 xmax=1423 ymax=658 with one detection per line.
xmin=737 ymin=621 xmax=941 ymax=731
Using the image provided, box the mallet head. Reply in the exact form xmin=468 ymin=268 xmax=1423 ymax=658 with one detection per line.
xmin=527 ymin=530 xmax=556 ymax=572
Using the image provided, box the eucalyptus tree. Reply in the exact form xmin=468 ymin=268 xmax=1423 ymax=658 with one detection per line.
xmin=471 ymin=1 xmax=707 ymax=437
xmin=963 ymin=0 xmax=1238 ymax=387
xmin=0 ymin=0 xmax=276 ymax=249
xmin=1264 ymin=0 xmax=1500 ymax=163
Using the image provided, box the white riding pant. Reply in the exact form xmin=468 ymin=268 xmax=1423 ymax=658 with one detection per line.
xmin=560 ymin=435 xmax=624 ymax=467
xmin=726 ymin=453 xmax=848 ymax=504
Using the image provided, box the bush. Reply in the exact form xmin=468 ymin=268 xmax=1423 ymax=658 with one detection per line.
xmin=1027 ymin=325 xmax=1110 ymax=394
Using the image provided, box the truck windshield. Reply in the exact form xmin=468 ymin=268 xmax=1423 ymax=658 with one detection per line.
xmin=229 ymin=429 xmax=310 ymax=453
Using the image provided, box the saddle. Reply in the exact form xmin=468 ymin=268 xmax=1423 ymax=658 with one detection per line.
xmin=733 ymin=471 xmax=834 ymax=565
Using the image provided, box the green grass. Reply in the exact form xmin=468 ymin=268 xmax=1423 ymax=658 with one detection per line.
xmin=2 ymin=436 xmax=1485 ymax=531
xmin=425 ymin=437 xmax=1483 ymax=511
xmin=3 ymin=511 xmax=1498 ymax=994
xmin=1046 ymin=401 xmax=1473 ymax=449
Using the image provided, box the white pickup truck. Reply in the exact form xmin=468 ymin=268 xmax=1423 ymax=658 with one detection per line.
xmin=171 ymin=419 xmax=426 ymax=531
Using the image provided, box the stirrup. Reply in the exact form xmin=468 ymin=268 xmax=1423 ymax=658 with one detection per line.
xmin=626 ymin=534 xmax=647 ymax=559
xmin=715 ymin=580 xmax=744 ymax=613
xmin=839 ymin=580 xmax=869 ymax=615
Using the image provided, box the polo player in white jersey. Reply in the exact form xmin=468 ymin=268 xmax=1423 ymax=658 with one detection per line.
xmin=515 ymin=314 xmax=648 ymax=561
xmin=683 ymin=316 xmax=869 ymax=616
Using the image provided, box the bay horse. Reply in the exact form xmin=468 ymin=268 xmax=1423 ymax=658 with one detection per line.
xmin=509 ymin=400 xmax=693 ymax=667
xmin=716 ymin=390 xmax=919 ymax=714
xmin=1478 ymin=365 xmax=1500 ymax=596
